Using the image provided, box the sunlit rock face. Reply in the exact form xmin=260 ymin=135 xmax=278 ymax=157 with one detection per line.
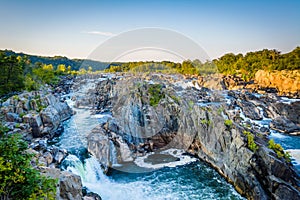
xmin=85 ymin=74 xmax=300 ymax=200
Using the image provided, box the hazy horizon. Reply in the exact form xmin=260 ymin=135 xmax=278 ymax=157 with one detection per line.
xmin=0 ymin=0 xmax=299 ymax=61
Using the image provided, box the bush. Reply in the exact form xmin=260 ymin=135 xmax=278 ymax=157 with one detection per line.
xmin=0 ymin=125 xmax=57 ymax=199
xmin=224 ymin=119 xmax=233 ymax=128
xmin=148 ymin=84 xmax=165 ymax=107
xmin=201 ymin=119 xmax=211 ymax=126
xmin=268 ymin=139 xmax=291 ymax=162
xmin=243 ymin=131 xmax=259 ymax=152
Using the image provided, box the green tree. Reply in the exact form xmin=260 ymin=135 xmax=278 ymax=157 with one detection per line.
xmin=0 ymin=53 xmax=24 ymax=95
xmin=0 ymin=125 xmax=57 ymax=199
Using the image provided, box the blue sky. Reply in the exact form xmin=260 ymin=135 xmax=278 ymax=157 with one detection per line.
xmin=0 ymin=0 xmax=299 ymax=61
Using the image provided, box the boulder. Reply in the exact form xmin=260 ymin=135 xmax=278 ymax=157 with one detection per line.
xmin=59 ymin=171 xmax=83 ymax=200
xmin=87 ymin=126 xmax=112 ymax=173
xmin=5 ymin=112 xmax=22 ymax=123
xmin=41 ymin=168 xmax=83 ymax=200
xmin=270 ymin=117 xmax=300 ymax=135
xmin=26 ymin=114 xmax=44 ymax=138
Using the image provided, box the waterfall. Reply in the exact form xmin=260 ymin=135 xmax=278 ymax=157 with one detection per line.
xmin=61 ymin=155 xmax=108 ymax=183
xmin=109 ymin=140 xmax=120 ymax=167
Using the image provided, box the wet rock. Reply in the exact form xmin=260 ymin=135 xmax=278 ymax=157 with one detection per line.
xmin=87 ymin=126 xmax=112 ymax=173
xmin=273 ymin=101 xmax=300 ymax=124
xmin=83 ymin=192 xmax=102 ymax=200
xmin=88 ymin=74 xmax=300 ymax=200
xmin=270 ymin=117 xmax=300 ymax=135
xmin=54 ymin=151 xmax=65 ymax=164
xmin=237 ymin=100 xmax=263 ymax=120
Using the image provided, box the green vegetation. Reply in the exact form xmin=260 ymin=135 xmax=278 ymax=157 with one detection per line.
xmin=243 ymin=131 xmax=259 ymax=152
xmin=201 ymin=119 xmax=211 ymax=126
xmin=214 ymin=47 xmax=300 ymax=80
xmin=187 ymin=100 xmax=194 ymax=111
xmin=268 ymin=139 xmax=291 ymax=162
xmin=224 ymin=119 xmax=233 ymax=128
xmin=0 ymin=125 xmax=57 ymax=199
xmin=169 ymin=94 xmax=180 ymax=104
xmin=148 ymin=84 xmax=165 ymax=107
xmin=1 ymin=46 xmax=299 ymax=96
xmin=105 ymin=60 xmax=217 ymax=75
xmin=217 ymin=107 xmax=224 ymax=115
xmin=0 ymin=53 xmax=24 ymax=95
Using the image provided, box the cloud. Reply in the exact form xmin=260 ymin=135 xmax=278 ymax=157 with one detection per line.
xmin=83 ymin=31 xmax=116 ymax=37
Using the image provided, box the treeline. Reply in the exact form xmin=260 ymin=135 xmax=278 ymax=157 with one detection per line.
xmin=105 ymin=60 xmax=218 ymax=75
xmin=214 ymin=47 xmax=300 ymax=80
xmin=1 ymin=50 xmax=110 ymax=71
xmin=1 ymin=47 xmax=299 ymax=95
xmin=0 ymin=52 xmax=93 ymax=96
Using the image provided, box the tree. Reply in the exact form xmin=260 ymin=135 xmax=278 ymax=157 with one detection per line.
xmin=57 ymin=64 xmax=66 ymax=73
xmin=0 ymin=53 xmax=24 ymax=95
xmin=0 ymin=125 xmax=57 ymax=199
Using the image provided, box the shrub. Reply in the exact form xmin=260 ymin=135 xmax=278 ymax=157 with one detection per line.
xmin=217 ymin=107 xmax=224 ymax=115
xmin=243 ymin=131 xmax=259 ymax=152
xmin=224 ymin=119 xmax=233 ymax=128
xmin=148 ymin=84 xmax=165 ymax=107
xmin=200 ymin=119 xmax=211 ymax=126
xmin=268 ymin=139 xmax=291 ymax=162
xmin=0 ymin=124 xmax=57 ymax=199
xmin=169 ymin=94 xmax=180 ymax=104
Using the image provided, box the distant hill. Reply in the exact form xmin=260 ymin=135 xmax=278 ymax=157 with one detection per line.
xmin=0 ymin=49 xmax=112 ymax=71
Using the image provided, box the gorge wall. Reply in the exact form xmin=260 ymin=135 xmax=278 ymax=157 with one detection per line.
xmin=85 ymin=74 xmax=300 ymax=200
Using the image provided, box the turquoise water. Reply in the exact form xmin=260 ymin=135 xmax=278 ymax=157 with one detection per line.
xmin=56 ymin=88 xmax=298 ymax=200
xmin=57 ymin=98 xmax=244 ymax=199
xmin=62 ymin=154 xmax=244 ymax=200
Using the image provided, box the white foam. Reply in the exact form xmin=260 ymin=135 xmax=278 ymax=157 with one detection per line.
xmin=91 ymin=113 xmax=112 ymax=118
xmin=286 ymin=149 xmax=300 ymax=164
xmin=269 ymin=131 xmax=288 ymax=139
xmin=280 ymin=97 xmax=300 ymax=104
xmin=134 ymin=148 xmax=197 ymax=169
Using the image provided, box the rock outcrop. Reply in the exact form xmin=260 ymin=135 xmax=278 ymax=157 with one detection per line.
xmin=86 ymin=74 xmax=300 ymax=199
xmin=1 ymin=92 xmax=73 ymax=138
xmin=41 ymin=167 xmax=83 ymax=200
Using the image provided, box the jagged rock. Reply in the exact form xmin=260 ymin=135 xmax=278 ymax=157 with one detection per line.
xmin=43 ymin=151 xmax=54 ymax=166
xmin=273 ymin=101 xmax=300 ymax=124
xmin=88 ymin=75 xmax=300 ymax=200
xmin=41 ymin=168 xmax=83 ymax=200
xmin=41 ymin=106 xmax=61 ymax=129
xmin=54 ymin=151 xmax=66 ymax=164
xmin=5 ymin=112 xmax=22 ymax=122
xmin=87 ymin=126 xmax=112 ymax=173
xmin=237 ymin=100 xmax=263 ymax=120
xmin=270 ymin=117 xmax=300 ymax=135
xmin=83 ymin=192 xmax=102 ymax=200
xmin=59 ymin=171 xmax=83 ymax=200
xmin=40 ymin=102 xmax=72 ymax=134
xmin=87 ymin=125 xmax=134 ymax=172
xmin=26 ymin=114 xmax=44 ymax=137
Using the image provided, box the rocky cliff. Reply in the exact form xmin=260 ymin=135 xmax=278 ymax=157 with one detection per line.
xmin=86 ymin=74 xmax=300 ymax=200
xmin=0 ymin=78 xmax=85 ymax=200
xmin=221 ymin=70 xmax=300 ymax=98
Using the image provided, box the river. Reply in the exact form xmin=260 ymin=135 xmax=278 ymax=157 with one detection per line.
xmin=53 ymin=77 xmax=299 ymax=199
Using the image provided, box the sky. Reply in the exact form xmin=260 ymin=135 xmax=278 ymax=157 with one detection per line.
xmin=0 ymin=0 xmax=299 ymax=61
